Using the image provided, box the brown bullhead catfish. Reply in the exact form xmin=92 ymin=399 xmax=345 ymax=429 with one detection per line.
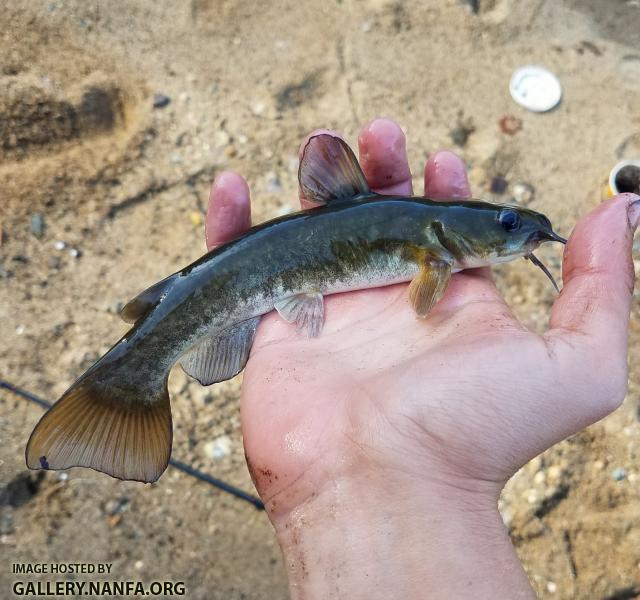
xmin=26 ymin=134 xmax=566 ymax=483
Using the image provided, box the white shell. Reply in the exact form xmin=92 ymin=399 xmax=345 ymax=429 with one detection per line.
xmin=509 ymin=65 xmax=562 ymax=113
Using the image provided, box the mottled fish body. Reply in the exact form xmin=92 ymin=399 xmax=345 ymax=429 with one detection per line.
xmin=26 ymin=135 xmax=566 ymax=483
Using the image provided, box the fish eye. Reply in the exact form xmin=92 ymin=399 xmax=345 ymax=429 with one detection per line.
xmin=498 ymin=209 xmax=521 ymax=232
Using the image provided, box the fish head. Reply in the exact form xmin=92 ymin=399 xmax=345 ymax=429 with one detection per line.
xmin=438 ymin=203 xmax=566 ymax=268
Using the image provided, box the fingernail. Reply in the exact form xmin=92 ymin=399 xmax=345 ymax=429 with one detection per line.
xmin=626 ymin=194 xmax=640 ymax=231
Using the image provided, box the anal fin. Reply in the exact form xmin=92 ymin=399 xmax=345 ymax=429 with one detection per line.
xmin=180 ymin=317 xmax=260 ymax=386
xmin=274 ymin=292 xmax=324 ymax=337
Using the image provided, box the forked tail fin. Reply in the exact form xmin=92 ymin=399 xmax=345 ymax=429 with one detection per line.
xmin=26 ymin=367 xmax=172 ymax=483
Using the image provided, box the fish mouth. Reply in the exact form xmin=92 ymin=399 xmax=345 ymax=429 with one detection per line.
xmin=529 ymin=230 xmax=567 ymax=245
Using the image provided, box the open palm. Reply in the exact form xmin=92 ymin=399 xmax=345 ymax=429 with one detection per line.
xmin=206 ymin=119 xmax=636 ymax=525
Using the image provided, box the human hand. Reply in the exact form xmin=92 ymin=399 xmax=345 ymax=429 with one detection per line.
xmin=206 ymin=118 xmax=639 ymax=599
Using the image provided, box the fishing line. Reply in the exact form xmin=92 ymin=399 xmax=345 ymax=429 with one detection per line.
xmin=0 ymin=379 xmax=264 ymax=511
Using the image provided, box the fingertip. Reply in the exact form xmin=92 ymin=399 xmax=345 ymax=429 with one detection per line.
xmin=549 ymin=192 xmax=638 ymax=345
xmin=358 ymin=117 xmax=412 ymax=195
xmin=424 ymin=150 xmax=471 ymax=200
xmin=206 ymin=171 xmax=251 ymax=250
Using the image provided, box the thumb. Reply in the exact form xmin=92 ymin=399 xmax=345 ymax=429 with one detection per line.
xmin=546 ymin=193 xmax=639 ymax=410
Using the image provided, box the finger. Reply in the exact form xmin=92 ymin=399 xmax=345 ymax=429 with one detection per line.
xmin=424 ymin=150 xmax=492 ymax=279
xmin=298 ymin=128 xmax=343 ymax=210
xmin=424 ymin=150 xmax=471 ymax=200
xmin=358 ymin=118 xmax=412 ymax=195
xmin=205 ymin=171 xmax=251 ymax=251
xmin=548 ymin=194 xmax=639 ymax=355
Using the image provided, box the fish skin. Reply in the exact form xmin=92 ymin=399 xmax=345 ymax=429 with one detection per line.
xmin=25 ymin=133 xmax=565 ymax=483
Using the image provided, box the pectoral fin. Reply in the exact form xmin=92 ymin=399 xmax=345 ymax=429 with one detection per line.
xmin=408 ymin=261 xmax=451 ymax=317
xmin=274 ymin=292 xmax=324 ymax=337
xmin=298 ymin=134 xmax=371 ymax=205
xmin=180 ymin=317 xmax=260 ymax=385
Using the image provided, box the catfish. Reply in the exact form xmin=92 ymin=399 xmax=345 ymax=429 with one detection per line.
xmin=26 ymin=134 xmax=566 ymax=483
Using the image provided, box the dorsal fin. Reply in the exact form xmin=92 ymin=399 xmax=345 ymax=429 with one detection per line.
xmin=298 ymin=134 xmax=370 ymax=205
xmin=120 ymin=274 xmax=178 ymax=324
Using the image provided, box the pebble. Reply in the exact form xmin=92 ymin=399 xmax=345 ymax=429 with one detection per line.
xmin=134 ymin=560 xmax=144 ymax=570
xmin=499 ymin=114 xmax=523 ymax=136
xmin=547 ymin=581 xmax=557 ymax=593
xmin=490 ymin=176 xmax=508 ymax=194
xmin=31 ymin=214 xmax=45 ymax=238
xmin=612 ymin=467 xmax=627 ymax=481
xmin=513 ymin=182 xmax=535 ymax=204
xmin=533 ymin=471 xmax=546 ymax=485
xmin=153 ymin=93 xmax=171 ymax=109
xmin=54 ymin=241 xmax=66 ymax=251
xmin=189 ymin=211 xmax=203 ymax=226
xmin=68 ymin=248 xmax=81 ymax=259
xmin=16 ymin=325 xmax=25 ymax=335
xmin=104 ymin=497 xmax=129 ymax=516
xmin=547 ymin=465 xmax=563 ymax=481
xmin=449 ymin=124 xmax=474 ymax=147
xmin=204 ymin=435 xmax=232 ymax=460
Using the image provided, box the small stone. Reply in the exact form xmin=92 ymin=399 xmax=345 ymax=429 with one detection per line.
xmin=204 ymin=435 xmax=232 ymax=460
xmin=450 ymin=124 xmax=474 ymax=147
xmin=237 ymin=134 xmax=248 ymax=145
xmin=612 ymin=467 xmax=627 ymax=481
xmin=513 ymin=182 xmax=535 ymax=205
xmin=547 ymin=465 xmax=562 ymax=482
xmin=490 ymin=176 xmax=509 ymax=194
xmin=31 ymin=214 xmax=45 ymax=238
xmin=628 ymin=472 xmax=638 ymax=483
xmin=534 ymin=471 xmax=546 ymax=484
xmin=105 ymin=497 xmax=129 ymax=516
xmin=224 ymin=145 xmax=237 ymax=158
xmin=16 ymin=325 xmax=25 ymax=335
xmin=134 ymin=560 xmax=144 ymax=570
xmin=499 ymin=115 xmax=523 ymax=136
xmin=54 ymin=241 xmax=66 ymax=251
xmin=68 ymin=248 xmax=81 ymax=259
xmin=547 ymin=581 xmax=557 ymax=593
xmin=153 ymin=93 xmax=171 ymax=109
xmin=251 ymin=101 xmax=266 ymax=116
xmin=593 ymin=460 xmax=605 ymax=471
xmin=189 ymin=211 xmax=203 ymax=226
xmin=57 ymin=472 xmax=69 ymax=482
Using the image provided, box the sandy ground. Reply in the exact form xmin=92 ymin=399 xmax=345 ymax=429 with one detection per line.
xmin=1 ymin=1 xmax=640 ymax=598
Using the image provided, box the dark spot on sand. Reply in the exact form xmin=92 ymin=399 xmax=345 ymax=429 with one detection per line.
xmin=1 ymin=472 xmax=45 ymax=508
